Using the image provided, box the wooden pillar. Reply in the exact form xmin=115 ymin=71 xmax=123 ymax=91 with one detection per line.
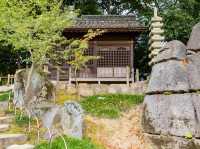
xmin=7 ymin=74 xmax=10 ymax=86
xmin=68 ymin=66 xmax=72 ymax=86
xmin=56 ymin=66 xmax=60 ymax=85
xmin=130 ymin=36 xmax=135 ymax=83
xmin=126 ymin=66 xmax=130 ymax=86
xmin=136 ymin=69 xmax=140 ymax=82
xmin=131 ymin=68 xmax=135 ymax=83
xmin=43 ymin=64 xmax=49 ymax=73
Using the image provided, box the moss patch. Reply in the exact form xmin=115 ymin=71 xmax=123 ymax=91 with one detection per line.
xmin=55 ymin=89 xmax=80 ymax=105
xmin=80 ymin=94 xmax=144 ymax=119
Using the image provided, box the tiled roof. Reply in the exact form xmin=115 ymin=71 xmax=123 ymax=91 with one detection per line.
xmin=64 ymin=15 xmax=146 ymax=32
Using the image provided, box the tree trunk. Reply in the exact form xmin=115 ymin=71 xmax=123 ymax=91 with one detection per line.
xmin=74 ymin=68 xmax=78 ymax=88
xmin=24 ymin=63 xmax=36 ymax=105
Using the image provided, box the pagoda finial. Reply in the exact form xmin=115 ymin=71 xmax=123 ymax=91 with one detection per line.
xmin=154 ymin=7 xmax=158 ymax=17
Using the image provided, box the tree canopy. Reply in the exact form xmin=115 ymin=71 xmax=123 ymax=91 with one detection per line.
xmin=1 ymin=0 xmax=200 ymax=76
xmin=0 ymin=0 xmax=76 ymax=67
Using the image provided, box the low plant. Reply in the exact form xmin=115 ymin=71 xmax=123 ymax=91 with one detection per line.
xmin=35 ymin=136 xmax=104 ymax=149
xmin=15 ymin=112 xmax=32 ymax=126
xmin=80 ymin=94 xmax=144 ymax=118
xmin=0 ymin=91 xmax=12 ymax=101
xmin=185 ymin=132 xmax=193 ymax=139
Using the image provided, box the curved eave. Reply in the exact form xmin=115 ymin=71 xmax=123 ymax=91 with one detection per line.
xmin=63 ymin=27 xmax=147 ymax=33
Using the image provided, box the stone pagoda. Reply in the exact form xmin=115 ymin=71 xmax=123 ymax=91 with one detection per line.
xmin=149 ymin=7 xmax=165 ymax=65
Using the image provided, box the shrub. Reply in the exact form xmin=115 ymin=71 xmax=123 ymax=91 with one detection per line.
xmin=35 ymin=136 xmax=104 ymax=149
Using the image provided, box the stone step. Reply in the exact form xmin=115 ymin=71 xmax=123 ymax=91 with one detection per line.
xmin=0 ymin=112 xmax=6 ymax=117
xmin=0 ymin=134 xmax=27 ymax=149
xmin=0 ymin=124 xmax=9 ymax=132
xmin=0 ymin=116 xmax=13 ymax=124
xmin=6 ymin=144 xmax=35 ymax=149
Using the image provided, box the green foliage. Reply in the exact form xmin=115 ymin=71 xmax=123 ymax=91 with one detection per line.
xmin=0 ymin=91 xmax=12 ymax=101
xmin=185 ymin=132 xmax=193 ymax=139
xmin=163 ymin=91 xmax=173 ymax=95
xmin=15 ymin=112 xmax=33 ymax=126
xmin=35 ymin=136 xmax=104 ymax=149
xmin=63 ymin=0 xmax=101 ymax=15
xmin=80 ymin=94 xmax=144 ymax=119
xmin=65 ymin=29 xmax=104 ymax=85
xmin=0 ymin=0 xmax=76 ymax=66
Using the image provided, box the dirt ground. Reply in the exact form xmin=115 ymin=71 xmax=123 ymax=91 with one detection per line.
xmin=85 ymin=105 xmax=154 ymax=149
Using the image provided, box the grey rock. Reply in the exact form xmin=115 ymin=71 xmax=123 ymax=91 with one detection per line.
xmin=147 ymin=61 xmax=189 ymax=93
xmin=41 ymin=105 xmax=61 ymax=130
xmin=154 ymin=40 xmax=187 ymax=63
xmin=144 ymin=24 xmax=200 ymax=149
xmin=187 ymin=54 xmax=200 ymax=90
xmin=41 ymin=101 xmax=84 ymax=139
xmin=6 ymin=144 xmax=34 ymax=149
xmin=145 ymin=134 xmax=200 ymax=149
xmin=13 ymin=68 xmax=54 ymax=114
xmin=187 ymin=22 xmax=200 ymax=51
xmin=143 ymin=94 xmax=200 ymax=138
xmin=61 ymin=101 xmax=84 ymax=139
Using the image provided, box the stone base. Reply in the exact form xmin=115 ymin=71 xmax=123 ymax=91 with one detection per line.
xmin=145 ymin=133 xmax=200 ymax=149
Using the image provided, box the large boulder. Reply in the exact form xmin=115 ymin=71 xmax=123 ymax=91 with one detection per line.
xmin=143 ymin=30 xmax=200 ymax=148
xmin=147 ymin=60 xmax=189 ymax=93
xmin=143 ymin=94 xmax=200 ymax=138
xmin=13 ymin=68 xmax=54 ymax=111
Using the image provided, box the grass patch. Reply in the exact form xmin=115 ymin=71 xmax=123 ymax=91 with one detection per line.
xmin=35 ymin=136 xmax=104 ymax=149
xmin=0 ymin=91 xmax=12 ymax=101
xmin=80 ymin=94 xmax=144 ymax=118
xmin=15 ymin=113 xmax=33 ymax=126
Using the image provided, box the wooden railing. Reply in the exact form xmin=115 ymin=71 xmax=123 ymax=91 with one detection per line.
xmin=0 ymin=74 xmax=15 ymax=86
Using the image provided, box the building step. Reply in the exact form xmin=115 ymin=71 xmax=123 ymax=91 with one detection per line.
xmin=0 ymin=116 xmax=13 ymax=124
xmin=0 ymin=124 xmax=9 ymax=132
xmin=0 ymin=134 xmax=27 ymax=149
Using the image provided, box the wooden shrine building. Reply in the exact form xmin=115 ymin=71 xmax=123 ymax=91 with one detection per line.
xmin=48 ymin=15 xmax=146 ymax=83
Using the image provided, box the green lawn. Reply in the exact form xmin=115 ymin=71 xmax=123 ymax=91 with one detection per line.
xmin=80 ymin=94 xmax=144 ymax=119
xmin=0 ymin=91 xmax=12 ymax=102
xmin=35 ymin=136 xmax=104 ymax=149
